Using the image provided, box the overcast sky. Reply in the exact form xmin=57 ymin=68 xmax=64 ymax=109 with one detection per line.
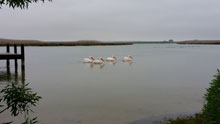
xmin=0 ymin=0 xmax=220 ymax=41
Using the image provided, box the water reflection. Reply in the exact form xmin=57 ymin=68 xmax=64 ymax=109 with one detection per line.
xmin=98 ymin=64 xmax=105 ymax=69
xmin=84 ymin=63 xmax=105 ymax=69
xmin=0 ymin=68 xmax=25 ymax=84
xmin=106 ymin=61 xmax=117 ymax=65
xmin=123 ymin=60 xmax=133 ymax=65
xmin=83 ymin=60 xmax=134 ymax=69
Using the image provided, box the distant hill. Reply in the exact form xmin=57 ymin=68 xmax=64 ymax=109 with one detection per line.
xmin=178 ymin=40 xmax=220 ymax=44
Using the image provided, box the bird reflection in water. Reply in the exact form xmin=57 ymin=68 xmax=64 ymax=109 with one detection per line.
xmin=84 ymin=63 xmax=105 ymax=69
xmin=99 ymin=64 xmax=104 ymax=69
xmin=106 ymin=61 xmax=117 ymax=66
xmin=123 ymin=60 xmax=133 ymax=66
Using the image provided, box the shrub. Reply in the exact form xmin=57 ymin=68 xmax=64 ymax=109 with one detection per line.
xmin=202 ymin=70 xmax=220 ymax=124
xmin=153 ymin=113 xmax=205 ymax=124
xmin=0 ymin=82 xmax=41 ymax=124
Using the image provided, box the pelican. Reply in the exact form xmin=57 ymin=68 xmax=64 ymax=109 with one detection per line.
xmin=83 ymin=56 xmax=95 ymax=63
xmin=106 ymin=56 xmax=117 ymax=61
xmin=123 ymin=56 xmax=133 ymax=61
xmin=93 ymin=57 xmax=104 ymax=64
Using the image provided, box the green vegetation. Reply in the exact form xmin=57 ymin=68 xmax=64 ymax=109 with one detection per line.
xmin=153 ymin=113 xmax=205 ymax=124
xmin=202 ymin=69 xmax=220 ymax=123
xmin=0 ymin=0 xmax=52 ymax=9
xmin=155 ymin=70 xmax=220 ymax=124
xmin=0 ymin=82 xmax=42 ymax=124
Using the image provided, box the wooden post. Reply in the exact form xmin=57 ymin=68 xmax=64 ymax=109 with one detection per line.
xmin=6 ymin=44 xmax=10 ymax=69
xmin=6 ymin=44 xmax=10 ymax=53
xmin=14 ymin=44 xmax=18 ymax=72
xmin=21 ymin=45 xmax=25 ymax=71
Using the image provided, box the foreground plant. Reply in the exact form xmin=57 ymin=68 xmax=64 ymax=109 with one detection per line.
xmin=0 ymin=0 xmax=52 ymax=9
xmin=153 ymin=113 xmax=205 ymax=124
xmin=0 ymin=82 xmax=42 ymax=124
xmin=202 ymin=70 xmax=220 ymax=124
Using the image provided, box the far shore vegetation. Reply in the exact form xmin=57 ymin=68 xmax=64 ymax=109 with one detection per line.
xmin=0 ymin=38 xmax=174 ymax=46
xmin=1 ymin=38 xmax=220 ymax=46
xmin=177 ymin=40 xmax=220 ymax=44
xmin=0 ymin=38 xmax=133 ymax=46
xmin=154 ymin=70 xmax=220 ymax=124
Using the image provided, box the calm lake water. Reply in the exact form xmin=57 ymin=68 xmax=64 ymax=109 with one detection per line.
xmin=0 ymin=44 xmax=220 ymax=124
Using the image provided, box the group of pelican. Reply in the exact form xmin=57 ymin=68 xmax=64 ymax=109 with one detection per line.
xmin=83 ymin=56 xmax=133 ymax=64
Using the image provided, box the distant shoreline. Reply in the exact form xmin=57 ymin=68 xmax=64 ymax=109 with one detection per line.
xmin=0 ymin=41 xmax=133 ymax=46
xmin=0 ymin=41 xmax=176 ymax=46
xmin=1 ymin=38 xmax=220 ymax=46
xmin=0 ymin=38 xmax=174 ymax=46
xmin=177 ymin=40 xmax=220 ymax=44
xmin=0 ymin=38 xmax=133 ymax=46
xmin=132 ymin=41 xmax=175 ymax=44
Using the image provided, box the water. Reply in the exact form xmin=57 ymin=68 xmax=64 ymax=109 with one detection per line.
xmin=0 ymin=44 xmax=220 ymax=124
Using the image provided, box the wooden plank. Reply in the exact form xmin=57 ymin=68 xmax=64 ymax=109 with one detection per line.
xmin=0 ymin=54 xmax=23 ymax=60
xmin=0 ymin=53 xmax=18 ymax=55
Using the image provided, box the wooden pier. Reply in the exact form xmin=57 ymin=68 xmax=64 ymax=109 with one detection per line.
xmin=0 ymin=44 xmax=25 ymax=72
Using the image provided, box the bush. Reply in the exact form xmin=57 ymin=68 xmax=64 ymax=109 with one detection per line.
xmin=0 ymin=82 xmax=42 ymax=124
xmin=202 ymin=70 xmax=220 ymax=124
xmin=153 ymin=113 xmax=205 ymax=124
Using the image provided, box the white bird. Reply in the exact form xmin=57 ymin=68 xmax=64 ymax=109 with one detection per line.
xmin=123 ymin=56 xmax=133 ymax=61
xmin=83 ymin=56 xmax=95 ymax=63
xmin=93 ymin=57 xmax=104 ymax=64
xmin=106 ymin=56 xmax=117 ymax=61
